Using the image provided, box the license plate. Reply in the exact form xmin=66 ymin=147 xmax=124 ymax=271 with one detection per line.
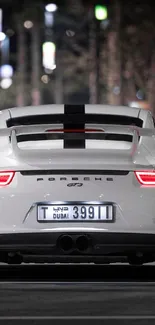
xmin=37 ymin=204 xmax=114 ymax=222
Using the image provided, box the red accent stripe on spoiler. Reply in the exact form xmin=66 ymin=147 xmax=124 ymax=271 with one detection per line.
xmin=45 ymin=128 xmax=104 ymax=133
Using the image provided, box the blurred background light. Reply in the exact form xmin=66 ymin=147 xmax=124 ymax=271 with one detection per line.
xmin=45 ymin=11 xmax=54 ymax=27
xmin=95 ymin=5 xmax=108 ymax=21
xmin=0 ymin=78 xmax=12 ymax=89
xmin=42 ymin=41 xmax=56 ymax=70
xmin=66 ymin=30 xmax=75 ymax=37
xmin=100 ymin=19 xmax=110 ymax=30
xmin=0 ymin=32 xmax=6 ymax=41
xmin=136 ymin=89 xmax=144 ymax=100
xmin=113 ymin=86 xmax=120 ymax=95
xmin=45 ymin=3 xmax=57 ymax=13
xmin=0 ymin=65 xmax=13 ymax=78
xmin=24 ymin=21 xmax=33 ymax=29
xmin=41 ymin=75 xmax=49 ymax=83
xmin=0 ymin=9 xmax=2 ymax=33
xmin=45 ymin=67 xmax=55 ymax=74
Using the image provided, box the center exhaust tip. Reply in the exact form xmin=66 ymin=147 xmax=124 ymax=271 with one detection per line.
xmin=76 ymin=235 xmax=89 ymax=252
xmin=59 ymin=235 xmax=73 ymax=252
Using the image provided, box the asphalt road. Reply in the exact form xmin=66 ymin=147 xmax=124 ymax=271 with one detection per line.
xmin=0 ymin=264 xmax=155 ymax=324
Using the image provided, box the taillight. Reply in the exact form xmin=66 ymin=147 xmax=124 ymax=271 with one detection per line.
xmin=135 ymin=171 xmax=155 ymax=186
xmin=0 ymin=171 xmax=15 ymax=186
xmin=45 ymin=128 xmax=104 ymax=133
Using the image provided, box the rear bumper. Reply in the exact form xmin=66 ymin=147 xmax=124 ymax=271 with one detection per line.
xmin=0 ymin=232 xmax=155 ymax=256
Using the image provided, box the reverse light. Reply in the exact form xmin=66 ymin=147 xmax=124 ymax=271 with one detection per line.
xmin=0 ymin=171 xmax=15 ymax=186
xmin=135 ymin=171 xmax=155 ymax=186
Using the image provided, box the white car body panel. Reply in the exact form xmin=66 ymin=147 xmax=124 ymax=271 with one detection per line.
xmin=1 ymin=171 xmax=155 ymax=234
xmin=0 ymin=104 xmax=155 ymax=263
xmin=9 ymin=104 xmax=140 ymax=118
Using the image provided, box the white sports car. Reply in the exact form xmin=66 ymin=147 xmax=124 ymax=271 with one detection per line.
xmin=0 ymin=103 xmax=155 ymax=265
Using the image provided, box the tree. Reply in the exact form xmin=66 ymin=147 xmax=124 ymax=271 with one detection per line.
xmin=31 ymin=20 xmax=42 ymax=105
xmin=55 ymin=0 xmax=89 ymax=103
xmin=88 ymin=6 xmax=98 ymax=104
xmin=23 ymin=2 xmax=43 ymax=105
xmin=15 ymin=15 xmax=27 ymax=107
xmin=120 ymin=1 xmax=155 ymax=113
xmin=106 ymin=0 xmax=122 ymax=105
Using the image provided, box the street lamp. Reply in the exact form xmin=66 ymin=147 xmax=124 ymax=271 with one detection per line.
xmin=45 ymin=3 xmax=57 ymax=12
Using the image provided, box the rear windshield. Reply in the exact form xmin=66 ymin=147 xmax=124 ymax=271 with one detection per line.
xmin=6 ymin=114 xmax=143 ymax=127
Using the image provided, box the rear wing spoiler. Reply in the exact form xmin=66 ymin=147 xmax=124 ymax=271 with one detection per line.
xmin=0 ymin=123 xmax=154 ymax=136
xmin=0 ymin=124 xmax=154 ymax=160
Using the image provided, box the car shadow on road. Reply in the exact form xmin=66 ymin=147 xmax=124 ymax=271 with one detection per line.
xmin=0 ymin=263 xmax=154 ymax=282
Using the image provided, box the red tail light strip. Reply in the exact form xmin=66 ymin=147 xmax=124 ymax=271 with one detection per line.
xmin=0 ymin=171 xmax=15 ymax=186
xmin=45 ymin=128 xmax=104 ymax=133
xmin=135 ymin=171 xmax=155 ymax=185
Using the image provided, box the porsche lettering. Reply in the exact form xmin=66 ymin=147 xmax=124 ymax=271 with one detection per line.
xmin=36 ymin=177 xmax=103 ymax=182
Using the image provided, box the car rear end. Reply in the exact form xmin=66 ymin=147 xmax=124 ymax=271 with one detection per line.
xmin=0 ymin=104 xmax=155 ymax=264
